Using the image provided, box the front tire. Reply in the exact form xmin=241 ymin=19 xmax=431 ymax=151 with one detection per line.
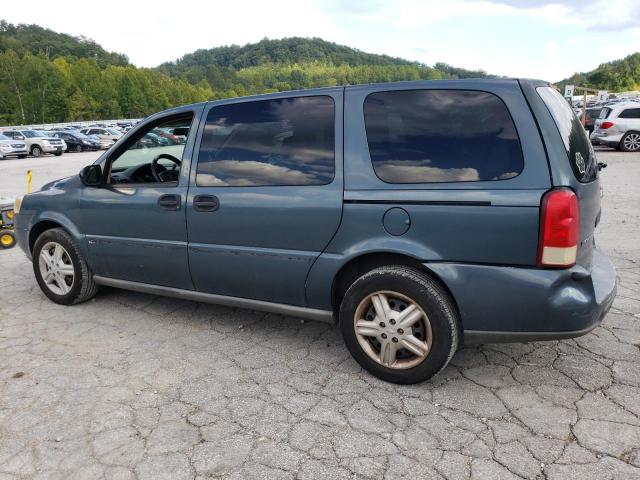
xmin=31 ymin=145 xmax=42 ymax=157
xmin=339 ymin=266 xmax=459 ymax=384
xmin=620 ymin=131 xmax=640 ymax=152
xmin=32 ymin=228 xmax=98 ymax=305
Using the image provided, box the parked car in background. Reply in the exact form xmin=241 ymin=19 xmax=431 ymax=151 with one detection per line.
xmin=12 ymin=80 xmax=616 ymax=384
xmin=52 ymin=131 xmax=101 ymax=152
xmin=0 ymin=133 xmax=28 ymax=160
xmin=152 ymin=128 xmax=183 ymax=144
xmin=2 ymin=129 xmax=65 ymax=157
xmin=591 ymin=103 xmax=640 ymax=151
xmin=578 ymin=107 xmax=603 ymax=133
xmin=79 ymin=127 xmax=122 ymax=144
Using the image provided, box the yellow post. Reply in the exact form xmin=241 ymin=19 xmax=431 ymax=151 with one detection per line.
xmin=27 ymin=170 xmax=33 ymax=193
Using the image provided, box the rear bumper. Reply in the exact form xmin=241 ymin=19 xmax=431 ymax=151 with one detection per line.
xmin=427 ymin=247 xmax=617 ymax=344
xmin=590 ymin=130 xmax=623 ymax=147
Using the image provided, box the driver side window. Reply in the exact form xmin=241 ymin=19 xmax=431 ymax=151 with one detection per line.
xmin=108 ymin=115 xmax=192 ymax=185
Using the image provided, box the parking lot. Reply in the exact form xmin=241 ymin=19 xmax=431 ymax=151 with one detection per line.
xmin=0 ymin=149 xmax=639 ymax=479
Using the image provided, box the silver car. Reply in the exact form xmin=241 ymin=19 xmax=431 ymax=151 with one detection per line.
xmin=590 ymin=102 xmax=640 ymax=152
xmin=0 ymin=133 xmax=28 ymax=160
xmin=1 ymin=130 xmax=66 ymax=157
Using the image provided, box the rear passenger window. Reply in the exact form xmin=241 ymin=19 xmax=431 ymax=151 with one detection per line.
xmin=363 ymin=89 xmax=523 ymax=183
xmin=197 ymin=96 xmax=335 ymax=187
xmin=537 ymin=86 xmax=597 ymax=183
xmin=619 ymin=108 xmax=640 ymax=119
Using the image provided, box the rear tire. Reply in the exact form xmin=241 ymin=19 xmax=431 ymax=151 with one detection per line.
xmin=32 ymin=228 xmax=98 ymax=305
xmin=74 ymin=144 xmax=83 ymax=153
xmin=54 ymin=152 xmax=63 ymax=156
xmin=339 ymin=266 xmax=459 ymax=384
xmin=620 ymin=131 xmax=640 ymax=152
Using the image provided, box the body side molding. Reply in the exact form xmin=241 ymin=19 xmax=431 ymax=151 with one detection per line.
xmin=93 ymin=276 xmax=334 ymax=323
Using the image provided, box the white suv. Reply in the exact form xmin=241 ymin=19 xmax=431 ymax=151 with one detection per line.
xmin=590 ymin=103 xmax=640 ymax=152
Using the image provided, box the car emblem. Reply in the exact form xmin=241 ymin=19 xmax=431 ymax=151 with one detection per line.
xmin=575 ymin=152 xmax=586 ymax=175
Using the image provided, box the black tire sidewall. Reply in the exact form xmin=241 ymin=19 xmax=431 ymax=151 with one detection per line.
xmin=340 ymin=268 xmax=457 ymax=384
xmin=32 ymin=229 xmax=84 ymax=305
xmin=31 ymin=146 xmax=42 ymax=157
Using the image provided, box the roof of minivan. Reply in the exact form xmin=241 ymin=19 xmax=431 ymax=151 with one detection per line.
xmin=145 ymin=78 xmax=551 ymax=121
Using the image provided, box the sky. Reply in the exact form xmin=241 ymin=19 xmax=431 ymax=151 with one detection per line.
xmin=2 ymin=0 xmax=639 ymax=81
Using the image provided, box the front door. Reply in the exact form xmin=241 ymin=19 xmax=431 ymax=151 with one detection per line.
xmin=78 ymin=108 xmax=203 ymax=289
xmin=186 ymin=91 xmax=344 ymax=306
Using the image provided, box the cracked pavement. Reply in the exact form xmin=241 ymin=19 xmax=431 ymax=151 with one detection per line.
xmin=1 ymin=148 xmax=639 ymax=479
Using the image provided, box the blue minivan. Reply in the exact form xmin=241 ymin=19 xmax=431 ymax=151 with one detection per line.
xmin=13 ymin=79 xmax=616 ymax=384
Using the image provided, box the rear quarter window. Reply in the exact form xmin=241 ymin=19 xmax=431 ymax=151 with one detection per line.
xmin=363 ymin=89 xmax=524 ymax=183
xmin=619 ymin=108 xmax=640 ymax=119
xmin=536 ymin=86 xmax=597 ymax=183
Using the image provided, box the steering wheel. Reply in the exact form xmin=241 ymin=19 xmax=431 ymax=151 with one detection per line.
xmin=151 ymin=154 xmax=182 ymax=183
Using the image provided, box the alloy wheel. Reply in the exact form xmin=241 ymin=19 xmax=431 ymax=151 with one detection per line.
xmin=38 ymin=242 xmax=75 ymax=295
xmin=353 ymin=291 xmax=432 ymax=369
xmin=623 ymin=133 xmax=640 ymax=151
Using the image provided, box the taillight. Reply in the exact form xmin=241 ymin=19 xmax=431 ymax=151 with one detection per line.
xmin=600 ymin=121 xmax=614 ymax=129
xmin=538 ymin=189 xmax=579 ymax=268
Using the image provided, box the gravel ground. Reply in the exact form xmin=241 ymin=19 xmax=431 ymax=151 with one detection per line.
xmin=0 ymin=148 xmax=639 ymax=479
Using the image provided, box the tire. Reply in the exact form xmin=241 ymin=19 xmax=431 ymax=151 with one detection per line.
xmin=339 ymin=266 xmax=459 ymax=384
xmin=31 ymin=145 xmax=42 ymax=157
xmin=74 ymin=144 xmax=83 ymax=153
xmin=54 ymin=152 xmax=63 ymax=156
xmin=620 ymin=131 xmax=640 ymax=152
xmin=0 ymin=230 xmax=15 ymax=249
xmin=18 ymin=155 xmax=27 ymax=159
xmin=32 ymin=228 xmax=98 ymax=305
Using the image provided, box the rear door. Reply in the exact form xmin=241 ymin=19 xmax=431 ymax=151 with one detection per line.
xmin=186 ymin=90 xmax=344 ymax=306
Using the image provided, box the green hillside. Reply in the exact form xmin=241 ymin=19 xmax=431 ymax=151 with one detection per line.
xmin=158 ymin=37 xmax=491 ymax=98
xmin=0 ymin=20 xmax=128 ymax=67
xmin=0 ymin=24 xmax=495 ymax=125
xmin=557 ymin=53 xmax=640 ymax=92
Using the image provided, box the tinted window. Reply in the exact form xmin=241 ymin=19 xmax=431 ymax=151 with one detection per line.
xmin=363 ymin=89 xmax=523 ymax=183
xmin=197 ymin=96 xmax=335 ymax=187
xmin=537 ymin=86 xmax=596 ymax=183
xmin=599 ymin=107 xmax=612 ymax=119
xmin=619 ymin=108 xmax=640 ymax=119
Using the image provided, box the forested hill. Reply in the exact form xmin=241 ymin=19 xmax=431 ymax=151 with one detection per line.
xmin=158 ymin=37 xmax=491 ymax=97
xmin=0 ymin=24 xmax=495 ymax=125
xmin=161 ymin=37 xmax=415 ymax=70
xmin=0 ymin=21 xmax=128 ymax=67
xmin=558 ymin=52 xmax=640 ymax=92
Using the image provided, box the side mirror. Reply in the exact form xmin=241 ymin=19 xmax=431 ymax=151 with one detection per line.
xmin=79 ymin=164 xmax=103 ymax=186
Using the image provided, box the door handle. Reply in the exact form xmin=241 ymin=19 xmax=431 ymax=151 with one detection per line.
xmin=193 ymin=195 xmax=219 ymax=212
xmin=158 ymin=194 xmax=181 ymax=210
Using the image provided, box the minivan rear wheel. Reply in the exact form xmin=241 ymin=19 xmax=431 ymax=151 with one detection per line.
xmin=32 ymin=228 xmax=98 ymax=305
xmin=339 ymin=266 xmax=459 ymax=384
xmin=620 ymin=131 xmax=640 ymax=152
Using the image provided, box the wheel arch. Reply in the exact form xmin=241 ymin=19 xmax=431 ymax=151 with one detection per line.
xmin=330 ymin=251 xmax=462 ymax=328
xmin=28 ymin=213 xmax=85 ymax=257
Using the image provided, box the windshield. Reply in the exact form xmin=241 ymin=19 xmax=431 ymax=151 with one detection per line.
xmin=23 ymin=130 xmax=47 ymax=138
xmin=0 ymin=134 xmax=10 ymax=141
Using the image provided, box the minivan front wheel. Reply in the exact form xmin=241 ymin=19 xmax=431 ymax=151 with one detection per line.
xmin=620 ymin=131 xmax=640 ymax=152
xmin=339 ymin=266 xmax=459 ymax=384
xmin=33 ymin=228 xmax=98 ymax=305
